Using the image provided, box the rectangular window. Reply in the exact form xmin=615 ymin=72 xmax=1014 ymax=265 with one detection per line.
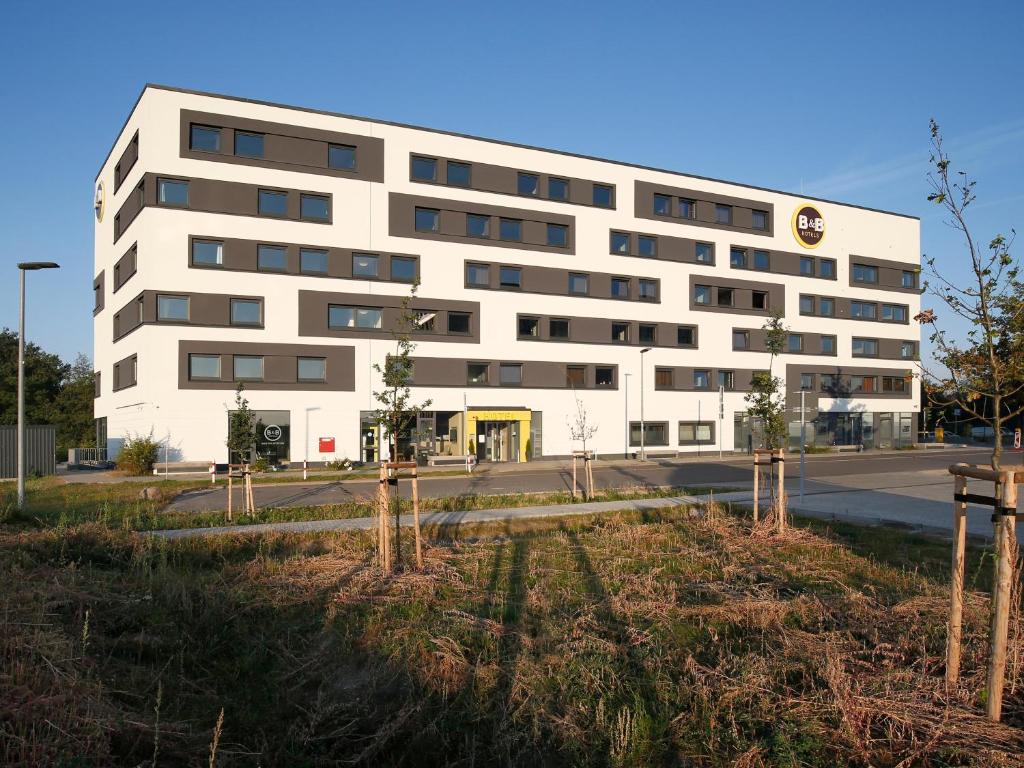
xmin=547 ymin=223 xmax=568 ymax=247
xmin=655 ymin=368 xmax=673 ymax=389
xmin=415 ymin=207 xmax=439 ymax=232
xmin=328 ymin=144 xmax=356 ymax=170
xmin=595 ymin=367 xmax=615 ymax=387
xmin=500 ymin=266 xmax=522 ymax=288
xmin=677 ymin=326 xmax=695 ymax=346
xmin=568 ymin=273 xmax=589 ymax=295
xmin=718 ymin=370 xmax=734 ymax=390
xmin=611 ymin=323 xmax=629 ymax=343
xmin=611 ymin=277 xmax=630 ymax=298
xmin=787 ymin=334 xmax=804 ymax=353
xmin=189 ymin=354 xmax=220 ymax=380
xmin=234 ymin=131 xmax=264 ymax=158
xmin=447 ymin=161 xmax=471 ymax=187
xmin=799 ymin=295 xmax=815 ymax=315
xmin=414 ymin=311 xmax=435 ymax=332
xmin=819 ymin=298 xmax=835 ymax=316
xmin=566 ymin=366 xmax=586 ymax=388
xmin=258 ymin=189 xmax=288 ymax=217
xmin=300 ymin=194 xmax=329 ymax=221
xmin=190 ymin=125 xmax=221 ymax=152
xmin=466 ymin=214 xmax=490 ymax=238
xmin=639 ymin=279 xmax=658 ymax=301
xmin=192 ymin=239 xmax=223 ymax=266
xmin=467 ymin=363 xmax=489 ymax=385
xmin=751 ymin=210 xmax=769 ymax=230
xmin=852 ymin=375 xmax=877 ymax=394
xmin=258 ymin=244 xmax=287 ymax=271
xmin=717 ymin=288 xmax=734 ymax=307
xmin=390 ymin=256 xmax=417 ymax=282
xmin=694 ymin=370 xmax=710 ymax=389
xmin=355 ymin=308 xmax=382 ymax=329
xmin=851 ymin=301 xmax=877 ymax=320
xmin=638 ymin=324 xmax=656 ymax=344
xmin=466 ymin=262 xmax=490 ymax=286
xmin=549 ymin=318 xmax=569 ymax=339
xmin=630 ymin=422 xmax=668 ymax=446
xmin=611 ymin=232 xmax=630 ymax=254
xmin=800 ymin=257 xmax=814 ymax=276
xmin=820 ymin=374 xmax=838 ymax=392
xmin=733 ymin=331 xmax=749 ymax=350
xmin=853 ymin=264 xmax=878 ymax=283
xmin=852 ymin=338 xmax=878 ymax=356
xmin=730 ymin=248 xmax=747 ymax=268
xmin=448 ymin=312 xmax=471 ymax=334
xmin=233 ymin=355 xmax=264 ymax=381
xmin=592 ymin=184 xmax=614 ymax=208
xmin=300 ymin=248 xmax=328 ymax=274
xmin=637 ymin=235 xmax=657 ymax=257
xmin=157 ymin=178 xmax=189 ymax=207
xmin=653 ymin=193 xmax=672 ymax=215
xmin=518 ymin=316 xmax=539 ymax=337
xmin=819 ymin=259 xmax=836 ymax=279
xmin=882 ymin=304 xmax=907 ymax=322
xmin=694 ymin=285 xmax=711 ymax=305
xmin=821 ymin=335 xmax=836 ymax=355
xmin=902 ymin=270 xmax=917 ymax=289
xmin=548 ymin=177 xmax=569 ymax=200
xmin=352 ymin=253 xmax=379 ymax=278
xmin=901 ymin=341 xmax=917 ymax=359
xmin=695 ymin=243 xmax=713 ymax=264
xmin=328 ymin=306 xmax=382 ymax=329
xmin=800 ymin=373 xmax=815 ymax=391
xmin=411 ymin=156 xmax=437 ymax=181
xmin=499 ymin=218 xmax=522 ymax=242
xmin=297 ymin=357 xmax=326 ymax=382
xmin=679 ymin=422 xmax=714 ymax=444
xmin=882 ymin=376 xmax=908 ymax=393
xmin=157 ymin=294 xmax=189 ymax=321
xmin=715 ymin=204 xmax=732 ymax=224
xmin=753 ymin=250 xmax=770 ymax=271
xmin=679 ymin=198 xmax=696 ymax=220
xmin=230 ymin=298 xmax=262 ymax=326
xmin=499 ymin=363 xmax=522 ymax=386
xmin=517 ymin=172 xmax=539 ymax=196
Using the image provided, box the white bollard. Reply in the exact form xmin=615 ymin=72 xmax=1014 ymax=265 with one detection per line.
xmin=303 ymin=459 xmax=308 ymax=480
xmin=210 ymin=461 xmax=216 ymax=484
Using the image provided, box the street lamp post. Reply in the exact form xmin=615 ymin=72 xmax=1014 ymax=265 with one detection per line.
xmin=639 ymin=347 xmax=651 ymax=460
xmin=16 ymin=261 xmax=60 ymax=510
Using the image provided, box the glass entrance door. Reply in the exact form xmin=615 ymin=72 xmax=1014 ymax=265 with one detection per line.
xmin=478 ymin=421 xmax=520 ymax=462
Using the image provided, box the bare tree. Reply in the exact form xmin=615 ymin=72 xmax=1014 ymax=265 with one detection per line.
xmin=917 ymin=119 xmax=1022 ymax=470
xmin=566 ymin=388 xmax=598 ymax=453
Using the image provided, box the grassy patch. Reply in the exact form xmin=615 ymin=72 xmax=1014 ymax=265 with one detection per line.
xmin=1 ymin=509 xmax=1019 ymax=766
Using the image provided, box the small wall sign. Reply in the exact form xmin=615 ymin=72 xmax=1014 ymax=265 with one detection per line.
xmin=264 ymin=424 xmax=283 ymax=442
xmin=319 ymin=437 xmax=335 ymax=453
xmin=791 ymin=203 xmax=825 ymax=249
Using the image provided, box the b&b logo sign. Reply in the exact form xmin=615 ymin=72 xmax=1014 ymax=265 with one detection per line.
xmin=792 ymin=203 xmax=825 ymax=249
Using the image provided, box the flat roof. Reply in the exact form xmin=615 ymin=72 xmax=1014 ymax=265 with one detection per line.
xmin=96 ymin=83 xmax=919 ymax=221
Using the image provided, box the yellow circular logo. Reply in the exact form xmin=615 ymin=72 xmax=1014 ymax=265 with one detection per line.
xmin=94 ymin=182 xmax=105 ymax=223
xmin=791 ymin=203 xmax=825 ymax=249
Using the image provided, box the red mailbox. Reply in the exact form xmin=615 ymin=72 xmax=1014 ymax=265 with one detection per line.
xmin=319 ymin=437 xmax=335 ymax=453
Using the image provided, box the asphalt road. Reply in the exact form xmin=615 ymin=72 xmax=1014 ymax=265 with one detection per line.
xmin=166 ymin=448 xmax=997 ymax=514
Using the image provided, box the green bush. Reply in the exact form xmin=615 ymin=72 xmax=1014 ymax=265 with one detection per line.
xmin=116 ymin=432 xmax=160 ymax=476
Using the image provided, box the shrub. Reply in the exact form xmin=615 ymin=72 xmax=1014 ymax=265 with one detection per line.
xmin=116 ymin=432 xmax=160 ymax=476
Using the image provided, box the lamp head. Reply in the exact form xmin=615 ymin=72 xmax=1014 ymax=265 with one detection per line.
xmin=18 ymin=262 xmax=60 ymax=271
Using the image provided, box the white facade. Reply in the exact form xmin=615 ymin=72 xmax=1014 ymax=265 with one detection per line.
xmin=93 ymin=86 xmax=921 ymax=464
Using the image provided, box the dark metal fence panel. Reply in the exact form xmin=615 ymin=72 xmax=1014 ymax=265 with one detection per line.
xmin=0 ymin=425 xmax=56 ymax=479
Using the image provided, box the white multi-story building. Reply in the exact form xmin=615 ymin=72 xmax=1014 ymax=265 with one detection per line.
xmin=92 ymin=85 xmax=921 ymax=465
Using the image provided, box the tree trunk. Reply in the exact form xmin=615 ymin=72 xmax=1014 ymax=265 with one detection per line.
xmin=992 ymin=394 xmax=1003 ymax=470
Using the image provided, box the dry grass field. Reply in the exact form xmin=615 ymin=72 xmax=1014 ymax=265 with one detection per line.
xmin=1 ymin=500 xmax=1022 ymax=766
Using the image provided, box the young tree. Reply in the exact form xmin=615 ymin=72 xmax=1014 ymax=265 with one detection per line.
xmin=917 ymin=120 xmax=1022 ymax=470
xmin=566 ymin=388 xmax=598 ymax=453
xmin=226 ymin=384 xmax=257 ymax=465
xmin=744 ymin=311 xmax=788 ymax=450
xmin=372 ymin=282 xmax=433 ymax=461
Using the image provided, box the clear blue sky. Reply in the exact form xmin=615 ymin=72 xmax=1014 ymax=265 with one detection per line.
xmin=2 ymin=0 xmax=1021 ymax=365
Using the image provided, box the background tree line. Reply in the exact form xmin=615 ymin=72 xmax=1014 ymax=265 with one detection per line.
xmin=0 ymin=328 xmax=95 ymax=458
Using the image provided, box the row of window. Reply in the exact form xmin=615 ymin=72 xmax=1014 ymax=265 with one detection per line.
xmin=414 ymin=207 xmax=569 ymax=247
xmin=732 ymin=331 xmax=836 ymax=355
xmin=799 ymin=295 xmax=908 ymax=322
xmin=410 ymin=155 xmax=614 ymax=207
xmin=852 ymin=263 xmax=918 ymax=289
xmin=653 ymin=194 xmax=769 ymax=230
xmin=628 ymin=421 xmax=715 ymax=447
xmin=655 ymin=368 xmax=737 ymax=391
xmin=326 ymin=305 xmax=472 ymax=335
xmin=517 ymin=315 xmax=695 ymax=347
xmin=191 ymin=239 xmax=417 ymax=281
xmin=803 ymin=372 xmax=910 ymax=394
xmin=150 ymin=178 xmax=331 ymax=221
xmin=694 ymin=285 xmax=771 ymax=310
xmin=190 ymin=124 xmax=358 ymax=170
xmin=188 ymin=353 xmax=326 ymax=383
xmin=155 ymin=295 xmax=263 ymax=326
xmin=464 ymin=261 xmax=657 ymax=300
xmin=466 ymin=363 xmax=615 ymax=388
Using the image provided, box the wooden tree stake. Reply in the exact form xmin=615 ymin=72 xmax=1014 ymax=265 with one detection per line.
xmin=752 ymin=455 xmax=760 ymax=523
xmin=987 ymin=472 xmax=1015 ymax=721
xmin=412 ymin=468 xmax=423 ymax=570
xmin=947 ymin=474 xmax=968 ymax=688
xmin=227 ymin=471 xmax=233 ymax=523
xmin=586 ymin=454 xmax=595 ymax=500
xmin=572 ymin=455 xmax=578 ymax=500
xmin=776 ymin=450 xmax=786 ymax=534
